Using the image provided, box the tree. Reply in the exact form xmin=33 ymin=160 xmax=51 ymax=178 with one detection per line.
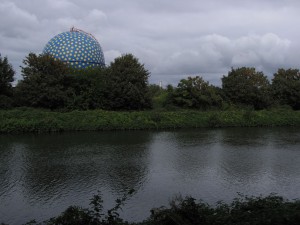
xmin=222 ymin=67 xmax=271 ymax=110
xmin=68 ymin=67 xmax=111 ymax=110
xmin=171 ymin=76 xmax=223 ymax=110
xmin=271 ymin=68 xmax=300 ymax=110
xmin=106 ymin=54 xmax=151 ymax=110
xmin=148 ymin=84 xmax=163 ymax=99
xmin=0 ymin=54 xmax=15 ymax=108
xmin=15 ymin=53 xmax=72 ymax=109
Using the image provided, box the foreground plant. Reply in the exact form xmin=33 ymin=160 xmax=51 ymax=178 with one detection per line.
xmin=2 ymin=193 xmax=300 ymax=225
xmin=148 ymin=194 xmax=300 ymax=225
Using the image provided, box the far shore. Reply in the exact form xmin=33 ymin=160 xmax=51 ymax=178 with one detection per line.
xmin=1 ymin=108 xmax=300 ymax=133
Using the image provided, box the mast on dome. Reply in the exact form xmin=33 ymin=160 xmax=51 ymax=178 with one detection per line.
xmin=70 ymin=26 xmax=98 ymax=42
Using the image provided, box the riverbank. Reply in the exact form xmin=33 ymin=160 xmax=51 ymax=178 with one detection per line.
xmin=1 ymin=108 xmax=300 ymax=133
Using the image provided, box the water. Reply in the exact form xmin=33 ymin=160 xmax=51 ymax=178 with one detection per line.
xmin=1 ymin=127 xmax=300 ymax=224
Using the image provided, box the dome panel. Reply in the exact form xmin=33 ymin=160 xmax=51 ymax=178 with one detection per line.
xmin=43 ymin=29 xmax=105 ymax=69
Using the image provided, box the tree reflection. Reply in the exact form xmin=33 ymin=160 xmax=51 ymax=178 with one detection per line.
xmin=2 ymin=131 xmax=153 ymax=203
xmin=0 ymin=135 xmax=16 ymax=197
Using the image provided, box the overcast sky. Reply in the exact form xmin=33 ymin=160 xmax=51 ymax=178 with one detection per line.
xmin=1 ymin=0 xmax=300 ymax=86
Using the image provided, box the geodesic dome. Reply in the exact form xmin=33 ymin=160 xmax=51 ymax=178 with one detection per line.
xmin=43 ymin=27 xmax=105 ymax=69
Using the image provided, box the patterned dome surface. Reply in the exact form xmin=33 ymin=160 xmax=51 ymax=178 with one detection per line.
xmin=43 ymin=30 xmax=105 ymax=69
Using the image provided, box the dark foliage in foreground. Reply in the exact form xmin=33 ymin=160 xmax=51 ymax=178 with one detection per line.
xmin=2 ymin=194 xmax=300 ymax=225
xmin=147 ymin=194 xmax=300 ymax=225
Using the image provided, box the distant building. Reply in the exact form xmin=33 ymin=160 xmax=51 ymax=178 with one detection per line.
xmin=43 ymin=27 xmax=105 ymax=69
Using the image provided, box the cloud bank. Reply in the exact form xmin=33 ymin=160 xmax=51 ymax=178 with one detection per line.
xmin=1 ymin=0 xmax=300 ymax=85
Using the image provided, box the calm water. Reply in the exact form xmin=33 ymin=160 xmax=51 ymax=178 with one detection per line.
xmin=1 ymin=128 xmax=300 ymax=224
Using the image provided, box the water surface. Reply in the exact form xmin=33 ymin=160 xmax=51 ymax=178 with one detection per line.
xmin=1 ymin=127 xmax=300 ymax=224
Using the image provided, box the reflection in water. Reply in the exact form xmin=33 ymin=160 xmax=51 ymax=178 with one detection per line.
xmin=23 ymin=132 xmax=151 ymax=197
xmin=0 ymin=132 xmax=152 ymax=224
xmin=1 ymin=128 xmax=300 ymax=224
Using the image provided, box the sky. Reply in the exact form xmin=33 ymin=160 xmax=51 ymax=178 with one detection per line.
xmin=1 ymin=0 xmax=300 ymax=86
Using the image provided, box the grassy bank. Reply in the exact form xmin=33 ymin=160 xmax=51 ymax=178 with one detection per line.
xmin=1 ymin=108 xmax=300 ymax=133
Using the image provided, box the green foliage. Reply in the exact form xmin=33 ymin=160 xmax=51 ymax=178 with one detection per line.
xmin=207 ymin=113 xmax=222 ymax=127
xmin=272 ymin=68 xmax=300 ymax=110
xmin=0 ymin=54 xmax=14 ymax=96
xmin=171 ymin=76 xmax=223 ymax=110
xmin=148 ymin=84 xmax=169 ymax=110
xmin=43 ymin=190 xmax=134 ymax=225
xmin=149 ymin=196 xmax=213 ymax=225
xmin=14 ymin=53 xmax=72 ymax=109
xmin=148 ymin=84 xmax=163 ymax=98
xmin=86 ymin=68 xmax=118 ymax=110
xmin=0 ymin=95 xmax=13 ymax=109
xmin=107 ymin=54 xmax=151 ymax=110
xmin=14 ymin=53 xmax=151 ymax=111
xmin=1 ymin=108 xmax=300 ymax=133
xmin=65 ymin=73 xmax=94 ymax=110
xmin=222 ymin=67 xmax=271 ymax=110
xmin=3 ymin=50 xmax=300 ymax=112
xmin=148 ymin=195 xmax=300 ymax=225
xmin=3 ymin=194 xmax=300 ymax=225
xmin=64 ymin=68 xmax=110 ymax=110
xmin=0 ymin=54 xmax=15 ymax=109
xmin=47 ymin=206 xmax=94 ymax=225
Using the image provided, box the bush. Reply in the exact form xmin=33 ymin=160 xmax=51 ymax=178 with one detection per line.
xmin=0 ymin=95 xmax=13 ymax=109
xmin=170 ymin=76 xmax=223 ymax=110
xmin=2 ymin=194 xmax=300 ymax=225
xmin=149 ymin=195 xmax=300 ymax=225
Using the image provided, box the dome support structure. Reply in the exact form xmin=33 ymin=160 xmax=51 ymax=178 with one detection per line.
xmin=70 ymin=26 xmax=99 ymax=43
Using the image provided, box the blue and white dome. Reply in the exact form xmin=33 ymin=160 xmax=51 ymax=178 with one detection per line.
xmin=43 ymin=28 xmax=105 ymax=69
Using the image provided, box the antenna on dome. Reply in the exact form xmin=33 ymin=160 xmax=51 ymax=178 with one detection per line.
xmin=69 ymin=26 xmax=98 ymax=42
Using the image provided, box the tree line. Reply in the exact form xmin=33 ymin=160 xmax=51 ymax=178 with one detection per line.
xmin=151 ymin=67 xmax=300 ymax=111
xmin=1 ymin=52 xmax=300 ymax=111
xmin=0 ymin=53 xmax=151 ymax=110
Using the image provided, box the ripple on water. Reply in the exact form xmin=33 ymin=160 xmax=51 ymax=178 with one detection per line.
xmin=1 ymin=128 xmax=300 ymax=224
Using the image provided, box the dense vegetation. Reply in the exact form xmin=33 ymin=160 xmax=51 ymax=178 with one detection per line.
xmin=0 ymin=54 xmax=15 ymax=109
xmin=1 ymin=52 xmax=300 ymax=112
xmin=12 ymin=53 xmax=151 ymax=110
xmin=1 ymin=108 xmax=300 ymax=133
xmin=1 ymin=194 xmax=300 ymax=225
xmin=1 ymin=52 xmax=300 ymax=132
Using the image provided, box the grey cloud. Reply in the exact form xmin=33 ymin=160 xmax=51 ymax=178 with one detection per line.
xmin=232 ymin=34 xmax=290 ymax=69
xmin=0 ymin=1 xmax=39 ymax=38
xmin=144 ymin=33 xmax=292 ymax=86
xmin=1 ymin=0 xmax=300 ymax=84
xmin=148 ymin=33 xmax=290 ymax=72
